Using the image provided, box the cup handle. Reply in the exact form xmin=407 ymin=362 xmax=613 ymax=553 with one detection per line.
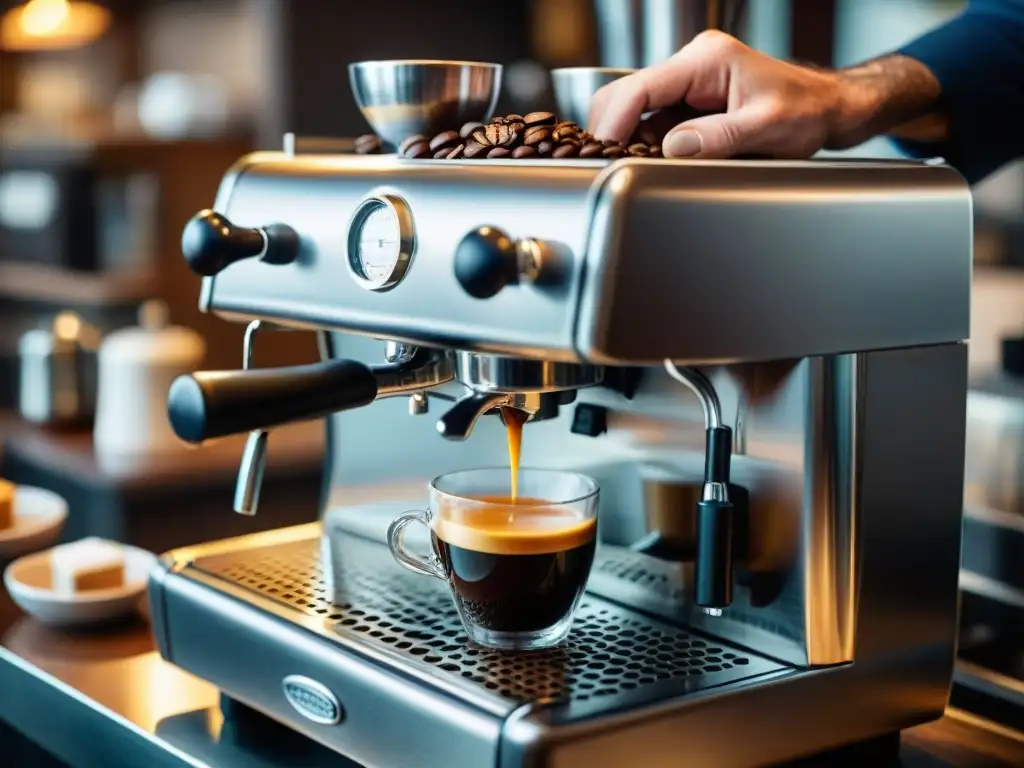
xmin=387 ymin=509 xmax=445 ymax=579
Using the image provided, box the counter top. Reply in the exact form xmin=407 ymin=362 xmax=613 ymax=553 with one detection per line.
xmin=1 ymin=587 xmax=1022 ymax=768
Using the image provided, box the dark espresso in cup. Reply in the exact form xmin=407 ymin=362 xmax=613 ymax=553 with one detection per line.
xmin=432 ymin=497 xmax=597 ymax=633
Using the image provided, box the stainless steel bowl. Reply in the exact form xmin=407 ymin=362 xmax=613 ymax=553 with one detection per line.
xmin=551 ymin=67 xmax=636 ymax=128
xmin=349 ymin=60 xmax=503 ymax=149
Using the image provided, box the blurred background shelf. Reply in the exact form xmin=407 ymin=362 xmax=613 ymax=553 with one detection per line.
xmin=0 ymin=262 xmax=158 ymax=304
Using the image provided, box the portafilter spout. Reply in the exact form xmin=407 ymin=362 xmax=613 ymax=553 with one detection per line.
xmin=435 ymin=354 xmax=604 ymax=440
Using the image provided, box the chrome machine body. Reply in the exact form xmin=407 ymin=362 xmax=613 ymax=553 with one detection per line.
xmin=148 ymin=58 xmax=972 ymax=765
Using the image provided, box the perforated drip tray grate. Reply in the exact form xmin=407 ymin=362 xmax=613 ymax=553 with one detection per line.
xmin=193 ymin=536 xmax=784 ymax=707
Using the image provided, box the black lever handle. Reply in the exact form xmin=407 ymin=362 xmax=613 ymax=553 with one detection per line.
xmin=168 ymin=359 xmax=378 ymax=444
xmin=181 ymin=209 xmax=300 ymax=277
xmin=694 ymin=499 xmax=734 ymax=608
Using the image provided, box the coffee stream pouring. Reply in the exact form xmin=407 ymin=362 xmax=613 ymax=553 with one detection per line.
xmin=151 ymin=57 xmax=972 ymax=768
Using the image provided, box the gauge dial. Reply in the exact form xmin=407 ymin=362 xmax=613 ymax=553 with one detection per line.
xmin=346 ymin=195 xmax=414 ymax=291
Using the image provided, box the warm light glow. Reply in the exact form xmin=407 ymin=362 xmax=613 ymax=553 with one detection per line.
xmin=0 ymin=0 xmax=110 ymax=51
xmin=53 ymin=311 xmax=82 ymax=341
xmin=21 ymin=0 xmax=69 ymax=35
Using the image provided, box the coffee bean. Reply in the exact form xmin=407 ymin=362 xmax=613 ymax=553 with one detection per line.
xmin=429 ymin=130 xmax=461 ymax=153
xmin=354 ymin=134 xmax=382 ymax=154
xmin=511 ymin=145 xmax=536 ymax=158
xmin=553 ymin=126 xmax=581 ymax=142
xmin=580 ymin=141 xmax=604 ymax=158
xmin=552 ymin=143 xmax=579 ymax=158
xmin=507 ymin=120 xmax=525 ymax=137
xmin=628 ymin=143 xmax=651 ymax=156
xmin=399 ymin=134 xmax=428 ymax=155
xmin=602 ymin=145 xmax=625 ymax=158
xmin=447 ymin=144 xmax=466 ymax=159
xmin=536 ymin=141 xmax=554 ymax=156
xmin=523 ymin=126 xmax=551 ymax=146
xmin=506 ymin=114 xmax=524 ymax=122
xmin=433 ymin=147 xmax=452 ymax=159
xmin=484 ymin=124 xmax=504 ymax=145
xmin=404 ymin=140 xmax=431 ymax=159
xmin=487 ymin=146 xmax=512 ymax=158
xmin=649 ymin=145 xmax=662 ymax=157
xmin=554 ymin=120 xmax=577 ymax=131
xmin=524 ymin=111 xmax=556 ymax=127
xmin=484 ymin=123 xmax=519 ymax=147
xmin=558 ymin=138 xmax=581 ymax=151
xmin=460 ymin=121 xmax=485 ymax=139
xmin=463 ymin=141 xmax=489 ymax=158
xmin=471 ymin=129 xmax=492 ymax=147
xmin=601 ymin=139 xmax=619 ymax=148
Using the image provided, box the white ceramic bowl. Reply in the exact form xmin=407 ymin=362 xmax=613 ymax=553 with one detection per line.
xmin=3 ymin=540 xmax=157 ymax=628
xmin=0 ymin=485 xmax=68 ymax=561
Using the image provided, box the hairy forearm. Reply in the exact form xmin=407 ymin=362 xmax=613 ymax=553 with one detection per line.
xmin=825 ymin=54 xmax=945 ymax=149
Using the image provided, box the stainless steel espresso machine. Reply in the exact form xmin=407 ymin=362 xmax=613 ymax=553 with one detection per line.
xmin=147 ymin=56 xmax=973 ymax=767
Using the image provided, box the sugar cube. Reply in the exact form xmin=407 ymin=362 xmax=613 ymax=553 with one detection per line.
xmin=51 ymin=538 xmax=126 ymax=594
xmin=0 ymin=478 xmax=13 ymax=531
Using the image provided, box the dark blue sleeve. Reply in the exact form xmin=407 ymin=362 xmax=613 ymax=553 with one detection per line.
xmin=894 ymin=0 xmax=1024 ymax=184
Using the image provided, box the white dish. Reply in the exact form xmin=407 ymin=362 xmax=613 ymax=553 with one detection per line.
xmin=0 ymin=485 xmax=68 ymax=561
xmin=3 ymin=540 xmax=157 ymax=628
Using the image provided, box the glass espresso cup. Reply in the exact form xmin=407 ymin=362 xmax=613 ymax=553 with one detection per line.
xmin=387 ymin=468 xmax=600 ymax=650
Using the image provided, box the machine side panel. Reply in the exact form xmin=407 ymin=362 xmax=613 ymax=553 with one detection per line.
xmin=852 ymin=343 xmax=966 ymax=676
xmin=160 ymin=570 xmax=503 ymax=768
xmin=202 ymin=155 xmax=602 ymax=360
xmin=578 ymin=160 xmax=972 ymax=364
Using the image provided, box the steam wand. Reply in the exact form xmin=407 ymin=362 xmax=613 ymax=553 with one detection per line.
xmin=664 ymin=362 xmax=734 ymax=615
xmin=234 ymin=321 xmax=268 ymax=516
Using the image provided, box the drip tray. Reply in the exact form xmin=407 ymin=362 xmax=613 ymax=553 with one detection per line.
xmin=193 ymin=536 xmax=784 ymax=709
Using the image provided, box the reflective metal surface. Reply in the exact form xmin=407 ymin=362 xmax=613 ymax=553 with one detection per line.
xmin=371 ymin=349 xmax=453 ymax=398
xmin=348 ymin=60 xmax=502 ymax=148
xmin=455 ymin=353 xmax=603 ymax=393
xmin=435 ymin=390 xmax=565 ymax=440
xmin=199 ymin=155 xmax=970 ymax=363
xmin=435 ymin=391 xmax=508 ymax=440
xmin=592 ymin=1 xmax=750 ymax=69
xmin=550 ymin=67 xmax=635 ymax=127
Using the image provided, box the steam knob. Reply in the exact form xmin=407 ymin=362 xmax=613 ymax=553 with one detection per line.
xmin=453 ymin=227 xmax=519 ymax=299
xmin=454 ymin=224 xmax=558 ymax=300
xmin=181 ymin=209 xmax=300 ymax=277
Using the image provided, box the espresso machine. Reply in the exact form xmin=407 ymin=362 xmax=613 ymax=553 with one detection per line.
xmin=147 ymin=55 xmax=972 ymax=766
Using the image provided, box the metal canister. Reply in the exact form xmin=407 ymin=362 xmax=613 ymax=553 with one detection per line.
xmin=18 ymin=311 xmax=100 ymax=427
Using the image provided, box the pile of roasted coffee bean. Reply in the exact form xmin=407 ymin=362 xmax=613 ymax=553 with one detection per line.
xmin=396 ymin=111 xmax=662 ymax=160
xmin=352 ymin=104 xmax=704 ymax=159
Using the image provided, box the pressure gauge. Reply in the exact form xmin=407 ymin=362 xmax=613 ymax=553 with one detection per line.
xmin=346 ymin=194 xmax=415 ymax=291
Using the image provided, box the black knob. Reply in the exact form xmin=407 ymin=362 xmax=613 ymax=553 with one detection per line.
xmin=1002 ymin=336 xmax=1024 ymax=379
xmin=181 ymin=209 xmax=300 ymax=277
xmin=454 ymin=227 xmax=519 ymax=299
xmin=168 ymin=359 xmax=378 ymax=444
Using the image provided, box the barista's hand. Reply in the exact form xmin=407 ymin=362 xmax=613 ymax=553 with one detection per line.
xmin=588 ymin=30 xmax=943 ymax=159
